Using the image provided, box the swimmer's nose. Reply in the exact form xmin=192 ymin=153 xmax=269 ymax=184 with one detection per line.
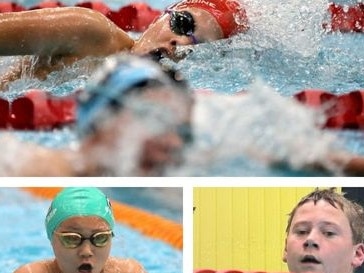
xmin=78 ymin=241 xmax=93 ymax=258
xmin=165 ymin=36 xmax=193 ymax=54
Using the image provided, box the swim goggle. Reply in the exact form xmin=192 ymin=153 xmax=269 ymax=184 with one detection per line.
xmin=54 ymin=230 xmax=114 ymax=248
xmin=167 ymin=10 xmax=198 ymax=44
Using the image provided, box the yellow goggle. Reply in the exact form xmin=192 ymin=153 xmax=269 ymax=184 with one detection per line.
xmin=54 ymin=230 xmax=113 ymax=248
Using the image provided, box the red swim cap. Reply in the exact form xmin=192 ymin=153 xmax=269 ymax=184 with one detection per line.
xmin=169 ymin=0 xmax=248 ymax=38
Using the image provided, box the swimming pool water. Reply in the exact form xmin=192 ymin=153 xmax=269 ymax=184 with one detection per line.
xmin=102 ymin=188 xmax=183 ymax=223
xmin=0 ymin=188 xmax=182 ymax=273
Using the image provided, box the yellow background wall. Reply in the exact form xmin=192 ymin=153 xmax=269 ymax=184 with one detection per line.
xmin=193 ymin=187 xmax=338 ymax=271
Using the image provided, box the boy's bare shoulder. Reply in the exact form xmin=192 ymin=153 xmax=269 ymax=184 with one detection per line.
xmin=104 ymin=257 xmax=147 ymax=273
xmin=13 ymin=258 xmax=146 ymax=273
xmin=13 ymin=260 xmax=55 ymax=273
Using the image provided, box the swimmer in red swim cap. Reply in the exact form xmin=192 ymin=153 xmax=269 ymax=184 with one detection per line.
xmin=132 ymin=0 xmax=249 ymax=59
xmin=0 ymin=0 xmax=362 ymax=88
xmin=0 ymin=0 xmax=248 ymax=88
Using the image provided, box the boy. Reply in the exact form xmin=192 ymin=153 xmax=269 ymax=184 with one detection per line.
xmin=283 ymin=188 xmax=364 ymax=273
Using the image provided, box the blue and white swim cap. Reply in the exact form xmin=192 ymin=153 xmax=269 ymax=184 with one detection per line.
xmin=77 ymin=54 xmax=179 ymax=137
xmin=45 ymin=187 xmax=114 ymax=240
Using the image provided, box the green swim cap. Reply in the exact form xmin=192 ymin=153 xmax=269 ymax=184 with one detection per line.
xmin=45 ymin=187 xmax=115 ymax=240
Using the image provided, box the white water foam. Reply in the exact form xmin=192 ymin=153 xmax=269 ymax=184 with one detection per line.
xmin=171 ymin=79 xmax=345 ymax=175
xmin=240 ymin=0 xmax=328 ymax=57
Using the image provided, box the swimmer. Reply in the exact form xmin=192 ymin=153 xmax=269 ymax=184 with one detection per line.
xmin=2 ymin=54 xmax=364 ymax=177
xmin=131 ymin=0 xmax=364 ymax=58
xmin=13 ymin=187 xmax=146 ymax=273
xmin=283 ymin=188 xmax=364 ymax=273
xmin=0 ymin=0 xmax=249 ymax=90
xmin=0 ymin=0 xmax=363 ymax=90
xmin=2 ymin=54 xmax=193 ymax=176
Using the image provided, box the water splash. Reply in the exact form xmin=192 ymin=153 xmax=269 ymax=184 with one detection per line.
xmin=242 ymin=0 xmax=327 ymax=57
xmin=0 ymin=56 xmax=100 ymax=100
xmin=171 ymin=79 xmax=345 ymax=176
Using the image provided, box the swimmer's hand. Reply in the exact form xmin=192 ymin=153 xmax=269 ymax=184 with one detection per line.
xmin=328 ymin=152 xmax=364 ymax=176
xmin=270 ymin=151 xmax=364 ymax=176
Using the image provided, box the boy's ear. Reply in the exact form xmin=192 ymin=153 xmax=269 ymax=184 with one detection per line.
xmin=282 ymin=238 xmax=288 ymax=263
xmin=352 ymin=243 xmax=364 ymax=268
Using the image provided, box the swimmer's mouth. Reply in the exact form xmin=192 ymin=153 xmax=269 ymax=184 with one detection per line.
xmin=148 ymin=48 xmax=167 ymax=61
xmin=301 ymin=255 xmax=321 ymax=264
xmin=147 ymin=47 xmax=193 ymax=62
xmin=78 ymin=263 xmax=93 ymax=273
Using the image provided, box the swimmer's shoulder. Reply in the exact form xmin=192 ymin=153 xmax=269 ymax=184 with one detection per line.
xmin=104 ymin=257 xmax=147 ymax=273
xmin=13 ymin=260 xmax=56 ymax=273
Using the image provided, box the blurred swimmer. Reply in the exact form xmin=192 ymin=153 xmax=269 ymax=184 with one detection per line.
xmin=1 ymin=54 xmax=194 ymax=176
xmin=13 ymin=187 xmax=146 ymax=273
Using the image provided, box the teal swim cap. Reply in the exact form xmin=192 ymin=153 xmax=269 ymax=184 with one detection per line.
xmin=45 ymin=187 xmax=114 ymax=240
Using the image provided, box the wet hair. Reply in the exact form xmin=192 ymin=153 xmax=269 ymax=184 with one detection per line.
xmin=285 ymin=188 xmax=364 ymax=244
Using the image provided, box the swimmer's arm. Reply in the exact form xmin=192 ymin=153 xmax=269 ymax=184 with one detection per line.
xmin=13 ymin=261 xmax=55 ymax=273
xmin=0 ymin=7 xmax=134 ymax=57
xmin=298 ymin=152 xmax=364 ymax=176
xmin=268 ymin=151 xmax=364 ymax=176
xmin=13 ymin=263 xmax=41 ymax=273
xmin=13 ymin=265 xmax=29 ymax=273
xmin=1 ymin=135 xmax=77 ymax=176
xmin=329 ymin=152 xmax=364 ymax=176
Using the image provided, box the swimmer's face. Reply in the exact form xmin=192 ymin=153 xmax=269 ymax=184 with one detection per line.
xmin=83 ymin=85 xmax=194 ymax=176
xmin=132 ymin=8 xmax=223 ymax=61
xmin=283 ymin=200 xmax=364 ymax=273
xmin=51 ymin=216 xmax=111 ymax=273
xmin=134 ymin=87 xmax=194 ymax=175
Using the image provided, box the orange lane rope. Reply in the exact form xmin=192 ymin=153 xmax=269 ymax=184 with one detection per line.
xmin=21 ymin=187 xmax=182 ymax=250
